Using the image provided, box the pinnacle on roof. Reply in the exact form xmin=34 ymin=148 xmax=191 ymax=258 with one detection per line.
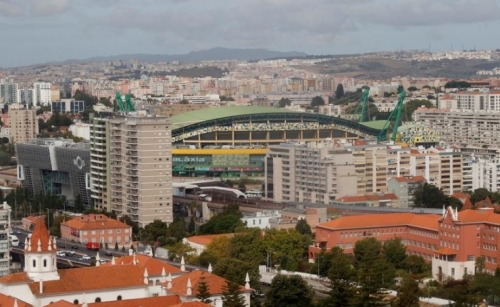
xmin=28 ymin=217 xmax=56 ymax=252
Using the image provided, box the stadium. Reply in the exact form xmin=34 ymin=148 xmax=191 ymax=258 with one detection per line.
xmin=170 ymin=106 xmax=385 ymax=178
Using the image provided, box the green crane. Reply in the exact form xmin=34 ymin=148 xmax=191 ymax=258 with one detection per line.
xmin=377 ymin=90 xmax=406 ymax=142
xmin=351 ymin=87 xmax=370 ymax=122
xmin=115 ymin=92 xmax=135 ymax=113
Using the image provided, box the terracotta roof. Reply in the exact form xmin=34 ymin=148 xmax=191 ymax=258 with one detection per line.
xmin=337 ymin=193 xmax=398 ymax=203
xmin=186 ymin=234 xmax=234 ymax=246
xmin=62 ymin=214 xmax=130 ymax=230
xmin=102 ymin=254 xmax=182 ymax=275
xmin=0 ymin=272 xmax=32 ymax=284
xmin=393 ymin=176 xmax=425 ymax=183
xmin=163 ymin=270 xmax=249 ymax=297
xmin=27 ymin=217 xmax=56 ymax=252
xmin=0 ymin=293 xmax=32 ymax=307
xmin=29 ymin=265 xmax=147 ymax=295
xmin=44 ymin=300 xmax=77 ymax=307
xmin=451 ymin=192 xmax=470 ymax=201
xmin=475 ymin=196 xmax=493 ymax=208
xmin=86 ymin=295 xmax=182 ymax=307
xmin=171 ymin=302 xmax=213 ymax=307
xmin=317 ymin=213 xmax=440 ymax=231
xmin=462 ymin=198 xmax=474 ymax=210
xmin=435 ymin=248 xmax=457 ymax=255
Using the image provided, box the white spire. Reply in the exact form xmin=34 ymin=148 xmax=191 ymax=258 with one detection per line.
xmin=186 ymin=277 xmax=192 ymax=296
xmin=143 ymin=268 xmax=149 ymax=285
xmin=167 ymin=272 xmax=172 ymax=289
xmin=95 ymin=252 xmax=100 ymax=267
xmin=442 ymin=205 xmax=445 ymax=217
xmin=455 ymin=207 xmax=458 ymax=219
xmin=245 ymin=272 xmax=250 ymax=290
xmin=208 ymin=263 xmax=212 ymax=273
xmin=37 ymin=239 xmax=42 ymax=252
xmin=47 ymin=237 xmax=52 ymax=251
xmin=27 ymin=236 xmax=31 ymax=251
xmin=181 ymin=256 xmax=185 ymax=272
xmin=133 ymin=252 xmax=137 ymax=265
xmin=24 ymin=238 xmax=28 ymax=251
xmin=13 ymin=299 xmax=18 ymax=307
xmin=161 ymin=267 xmax=166 ymax=283
xmin=52 ymin=237 xmax=56 ymax=249
xmin=111 ymin=256 xmax=116 ymax=265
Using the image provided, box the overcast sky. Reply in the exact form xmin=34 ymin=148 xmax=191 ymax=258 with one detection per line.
xmin=1 ymin=0 xmax=500 ymax=67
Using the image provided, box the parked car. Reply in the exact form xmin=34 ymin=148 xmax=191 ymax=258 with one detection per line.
xmin=66 ymin=250 xmax=76 ymax=256
xmin=56 ymin=251 xmax=66 ymax=257
xmin=70 ymin=244 xmax=79 ymax=250
xmin=81 ymin=255 xmax=91 ymax=260
xmin=105 ymin=251 xmax=113 ymax=256
xmin=99 ymin=259 xmax=107 ymax=264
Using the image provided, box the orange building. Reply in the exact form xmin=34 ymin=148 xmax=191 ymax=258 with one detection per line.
xmin=309 ymin=207 xmax=500 ymax=280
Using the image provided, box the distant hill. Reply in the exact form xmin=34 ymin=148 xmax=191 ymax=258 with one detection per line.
xmin=61 ymin=47 xmax=308 ymax=64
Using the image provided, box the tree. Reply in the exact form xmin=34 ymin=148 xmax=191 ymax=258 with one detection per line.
xmin=114 ymin=242 xmax=119 ymax=251
xmin=401 ymin=255 xmax=428 ymax=275
xmin=220 ymin=96 xmax=235 ymax=102
xmin=401 ymin=99 xmax=434 ymax=121
xmin=397 ymin=85 xmax=404 ymax=94
xmin=394 ymin=277 xmax=420 ymax=307
xmin=139 ymin=219 xmax=168 ymax=257
xmin=322 ymin=247 xmax=355 ymax=307
xmin=444 ymin=81 xmax=471 ymax=89
xmin=278 ymin=98 xmax=291 ymax=108
xmin=188 ymin=216 xmax=195 ymax=234
xmin=179 ymin=99 xmax=189 ymax=104
xmin=264 ymin=274 xmax=313 ymax=307
xmin=335 ymin=84 xmax=344 ymax=99
xmin=311 ymin=96 xmax=325 ymax=107
xmin=382 ymin=238 xmax=407 ymax=269
xmin=74 ymin=194 xmax=84 ymax=212
xmin=0 ymin=152 xmax=12 ymax=166
xmin=49 ymin=214 xmax=71 ymax=238
xmin=383 ymin=92 xmax=393 ymax=98
xmin=476 ymin=256 xmax=485 ymax=274
xmin=470 ymin=188 xmax=490 ymax=205
xmin=120 ymin=215 xmax=140 ymax=236
xmin=295 ymin=219 xmax=312 ymax=236
xmin=407 ymin=86 xmax=418 ymax=92
xmin=199 ymin=204 xmax=244 ymax=235
xmin=222 ymin=280 xmax=246 ymax=307
xmin=261 ymin=229 xmax=304 ymax=271
xmin=413 ymin=182 xmax=450 ymax=208
xmin=196 ymin=275 xmax=213 ymax=304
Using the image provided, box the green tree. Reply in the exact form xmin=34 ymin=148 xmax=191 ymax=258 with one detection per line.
xmin=401 ymin=99 xmax=434 ymax=121
xmin=382 ymin=237 xmax=407 ymax=269
xmin=262 ymin=229 xmax=304 ymax=271
xmin=475 ymin=256 xmax=485 ymax=274
xmin=179 ymin=99 xmax=189 ymax=104
xmin=322 ymin=247 xmax=355 ymax=307
xmin=199 ymin=204 xmax=244 ymax=235
xmin=394 ymin=277 xmax=420 ymax=307
xmin=311 ymin=96 xmax=325 ymax=107
xmin=222 ymin=280 xmax=246 ymax=307
xmin=119 ymin=215 xmax=140 ymax=236
xmin=196 ymin=275 xmax=213 ymax=304
xmin=188 ymin=216 xmax=195 ymax=234
xmin=139 ymin=219 xmax=168 ymax=257
xmin=413 ymin=182 xmax=450 ymax=208
xmin=470 ymin=188 xmax=491 ymax=205
xmin=264 ymin=275 xmax=313 ymax=307
xmin=49 ymin=213 xmax=71 ymax=238
xmin=401 ymin=255 xmax=428 ymax=275
xmin=0 ymin=152 xmax=12 ymax=166
xmin=397 ymin=85 xmax=404 ymax=94
xmin=335 ymin=84 xmax=344 ymax=99
xmin=214 ymin=257 xmax=260 ymax=290
xmin=278 ymin=98 xmax=291 ymax=108
xmin=444 ymin=81 xmax=471 ymax=89
xmin=165 ymin=218 xmax=187 ymax=243
xmin=407 ymin=86 xmax=418 ymax=92
xmin=295 ymin=219 xmax=312 ymax=236
xmin=74 ymin=89 xmax=98 ymax=107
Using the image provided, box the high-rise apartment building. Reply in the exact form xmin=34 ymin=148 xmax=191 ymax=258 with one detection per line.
xmin=0 ymin=201 xmax=11 ymax=277
xmin=0 ymin=83 xmax=18 ymax=103
xmin=8 ymin=103 xmax=38 ymax=144
xmin=33 ymin=82 xmax=51 ymax=106
xmin=18 ymin=88 xmax=33 ymax=105
xmin=89 ymin=114 xmax=110 ymax=211
xmin=108 ymin=115 xmax=172 ymax=227
xmin=265 ymin=142 xmax=358 ymax=203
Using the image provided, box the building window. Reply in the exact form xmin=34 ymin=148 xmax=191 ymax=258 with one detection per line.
xmin=43 ymin=259 xmax=47 ymax=267
xmin=74 ymin=300 xmax=79 ymax=304
xmin=33 ymin=260 xmax=36 ymax=268
xmin=95 ymin=298 xmax=101 ymax=303
xmin=117 ymin=295 xmax=122 ymax=300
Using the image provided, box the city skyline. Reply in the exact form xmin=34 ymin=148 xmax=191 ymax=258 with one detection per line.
xmin=1 ymin=0 xmax=500 ymax=67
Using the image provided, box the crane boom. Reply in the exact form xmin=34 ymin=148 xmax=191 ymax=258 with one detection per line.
xmin=377 ymin=90 xmax=406 ymax=142
xmin=115 ymin=91 xmax=135 ymax=113
xmin=359 ymin=87 xmax=370 ymax=123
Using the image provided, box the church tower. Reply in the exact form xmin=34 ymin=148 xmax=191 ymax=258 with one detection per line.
xmin=24 ymin=217 xmax=60 ymax=281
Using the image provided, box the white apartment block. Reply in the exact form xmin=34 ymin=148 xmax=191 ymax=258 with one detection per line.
xmin=108 ymin=115 xmax=173 ymax=227
xmin=265 ymin=142 xmax=358 ymax=204
xmin=34 ymin=82 xmax=52 ymax=106
xmin=463 ymin=155 xmax=500 ymax=192
xmin=18 ymin=88 xmax=33 ymax=105
xmin=414 ymin=107 xmax=500 ymax=149
xmin=0 ymin=201 xmax=11 ymax=277
xmin=89 ymin=115 xmax=109 ymax=211
xmin=0 ymin=83 xmax=18 ymax=104
xmin=438 ymin=91 xmax=500 ymax=111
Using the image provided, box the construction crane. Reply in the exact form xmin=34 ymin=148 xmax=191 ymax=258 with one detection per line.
xmin=377 ymin=90 xmax=406 ymax=142
xmin=353 ymin=87 xmax=370 ymax=123
xmin=115 ymin=92 xmax=135 ymax=113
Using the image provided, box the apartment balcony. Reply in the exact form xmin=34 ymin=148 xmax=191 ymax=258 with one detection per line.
xmin=126 ymin=170 xmax=138 ymax=176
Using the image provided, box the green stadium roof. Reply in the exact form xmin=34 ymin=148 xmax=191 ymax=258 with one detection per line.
xmin=169 ymin=106 xmax=297 ymax=130
xmin=360 ymin=120 xmax=387 ymax=130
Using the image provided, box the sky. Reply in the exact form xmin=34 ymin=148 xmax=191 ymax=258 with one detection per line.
xmin=1 ymin=0 xmax=500 ymax=67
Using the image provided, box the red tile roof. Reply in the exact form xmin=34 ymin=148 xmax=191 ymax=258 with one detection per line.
xmin=102 ymin=254 xmax=182 ymax=275
xmin=62 ymin=214 xmax=130 ymax=230
xmin=29 ymin=265 xmax=147 ymax=295
xmin=435 ymin=248 xmax=457 ymax=255
xmin=0 ymin=293 xmax=32 ymax=307
xmin=28 ymin=217 xmax=56 ymax=252
xmin=44 ymin=300 xmax=77 ymax=307
xmin=185 ymin=234 xmax=234 ymax=246
xmin=86 ymin=295 xmax=182 ymax=307
xmin=337 ymin=193 xmax=398 ymax=203
xmin=462 ymin=198 xmax=474 ymax=210
xmin=171 ymin=302 xmax=213 ymax=307
xmin=318 ymin=213 xmax=439 ymax=231
xmin=0 ymin=272 xmax=32 ymax=284
xmin=163 ymin=270 xmax=249 ymax=297
xmin=475 ymin=196 xmax=493 ymax=208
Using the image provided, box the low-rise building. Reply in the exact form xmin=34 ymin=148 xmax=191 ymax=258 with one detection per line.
xmin=60 ymin=214 xmax=132 ymax=247
xmin=182 ymin=234 xmax=234 ymax=256
xmin=332 ymin=193 xmax=399 ymax=208
xmin=387 ymin=176 xmax=426 ymax=208
xmin=241 ymin=210 xmax=280 ymax=229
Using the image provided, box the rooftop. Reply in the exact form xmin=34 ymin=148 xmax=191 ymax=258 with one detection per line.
xmin=185 ymin=234 xmax=234 ymax=246
xmin=103 ymin=254 xmax=182 ymax=275
xmin=163 ymin=270 xmax=249 ymax=296
xmin=61 ymin=214 xmax=130 ymax=230
xmin=169 ymin=106 xmax=296 ymax=130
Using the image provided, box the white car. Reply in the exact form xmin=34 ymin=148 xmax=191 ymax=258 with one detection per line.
xmin=56 ymin=251 xmax=66 ymax=257
xmin=81 ymin=255 xmax=91 ymax=260
xmin=99 ymin=259 xmax=107 ymax=264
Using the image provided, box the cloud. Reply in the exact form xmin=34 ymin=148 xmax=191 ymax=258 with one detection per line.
xmin=30 ymin=0 xmax=71 ymax=17
xmin=0 ymin=0 xmax=23 ymax=17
